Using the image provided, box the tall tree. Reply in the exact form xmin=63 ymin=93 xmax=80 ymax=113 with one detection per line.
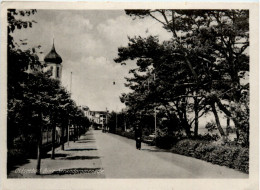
xmin=121 ymin=10 xmax=249 ymax=142
xmin=115 ymin=36 xmax=209 ymax=137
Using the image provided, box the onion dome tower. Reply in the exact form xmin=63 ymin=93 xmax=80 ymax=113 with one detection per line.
xmin=44 ymin=39 xmax=62 ymax=79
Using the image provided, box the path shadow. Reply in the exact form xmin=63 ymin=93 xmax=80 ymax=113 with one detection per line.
xmin=141 ymin=148 xmax=169 ymax=153
xmin=42 ymin=153 xmax=69 ymax=159
xmin=78 ymin=139 xmax=95 ymax=141
xmin=83 ymin=134 xmax=94 ymax=137
xmin=65 ymin=148 xmax=97 ymax=151
xmin=76 ymin=140 xmax=96 ymax=143
xmin=42 ymin=168 xmax=103 ymax=176
xmin=60 ymin=156 xmax=100 ymax=160
xmin=7 ymin=159 xmax=30 ymax=175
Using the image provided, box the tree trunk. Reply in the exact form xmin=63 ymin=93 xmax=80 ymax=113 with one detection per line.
xmin=236 ymin=128 xmax=240 ymax=141
xmin=76 ymin=125 xmax=78 ymax=140
xmin=226 ymin=117 xmax=230 ymax=136
xmin=184 ymin=121 xmax=191 ymax=137
xmin=194 ymin=96 xmax=199 ymax=137
xmin=215 ymin=98 xmax=240 ymax=129
xmin=215 ymin=98 xmax=243 ymax=142
xmin=74 ymin=125 xmax=76 ymax=142
xmin=183 ymin=107 xmax=191 ymax=137
xmin=211 ymin=102 xmax=226 ymax=140
xmin=78 ymin=126 xmax=80 ymax=139
xmin=61 ymin=123 xmax=65 ymax=151
xmin=36 ymin=112 xmax=43 ymax=175
xmin=51 ymin=123 xmax=56 ymax=159
xmin=67 ymin=121 xmax=70 ymax=146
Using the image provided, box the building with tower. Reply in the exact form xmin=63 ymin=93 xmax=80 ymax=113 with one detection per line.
xmin=24 ymin=40 xmax=63 ymax=79
xmin=42 ymin=40 xmax=63 ymax=143
xmin=23 ymin=40 xmax=65 ymax=144
xmin=43 ymin=40 xmax=62 ymax=80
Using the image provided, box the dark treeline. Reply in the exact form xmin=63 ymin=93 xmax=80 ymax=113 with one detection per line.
xmin=7 ymin=9 xmax=90 ymax=174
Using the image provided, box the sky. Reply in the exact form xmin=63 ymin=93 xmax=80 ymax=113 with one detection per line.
xmin=12 ymin=10 xmax=172 ymax=112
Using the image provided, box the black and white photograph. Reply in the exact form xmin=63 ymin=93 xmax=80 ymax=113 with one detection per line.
xmin=0 ymin=1 xmax=259 ymax=190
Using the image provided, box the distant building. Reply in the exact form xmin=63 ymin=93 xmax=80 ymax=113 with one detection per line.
xmin=90 ymin=111 xmax=107 ymax=125
xmin=79 ymin=106 xmax=108 ymax=127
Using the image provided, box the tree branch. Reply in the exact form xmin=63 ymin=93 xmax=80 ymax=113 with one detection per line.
xmin=148 ymin=12 xmax=167 ymax=27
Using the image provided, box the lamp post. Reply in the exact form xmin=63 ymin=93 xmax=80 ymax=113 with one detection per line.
xmin=106 ymin=108 xmax=108 ymax=132
xmin=113 ymin=79 xmax=118 ymax=132
xmin=154 ymin=107 xmax=157 ymax=137
xmin=68 ymin=71 xmax=72 ymax=147
xmin=153 ymin=73 xmax=156 ymax=138
xmin=144 ymin=72 xmax=157 ymax=139
xmin=124 ymin=113 xmax=127 ymax=132
xmin=115 ymin=111 xmax=118 ymax=132
xmin=67 ymin=118 xmax=70 ymax=147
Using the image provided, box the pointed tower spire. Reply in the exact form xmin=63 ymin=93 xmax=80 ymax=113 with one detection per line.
xmin=52 ymin=37 xmax=55 ymax=50
xmin=44 ymin=38 xmax=62 ymax=64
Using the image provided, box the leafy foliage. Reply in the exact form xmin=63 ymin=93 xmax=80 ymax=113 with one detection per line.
xmin=115 ymin=9 xmax=249 ymax=146
xmin=171 ymin=139 xmax=249 ymax=173
xmin=8 ymin=9 xmax=37 ymax=49
xmin=7 ymin=9 xmax=90 ymax=171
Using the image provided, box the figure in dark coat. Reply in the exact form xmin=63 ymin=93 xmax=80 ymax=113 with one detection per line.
xmin=135 ymin=126 xmax=142 ymax=150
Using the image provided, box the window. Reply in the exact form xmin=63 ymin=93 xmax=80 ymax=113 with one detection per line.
xmin=50 ymin=66 xmax=53 ymax=76
xmin=56 ymin=67 xmax=60 ymax=78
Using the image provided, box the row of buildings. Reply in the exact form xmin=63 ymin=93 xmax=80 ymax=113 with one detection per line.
xmin=80 ymin=106 xmax=108 ymax=128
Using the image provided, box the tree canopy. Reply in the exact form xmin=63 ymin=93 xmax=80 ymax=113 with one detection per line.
xmin=115 ymin=9 xmax=249 ymax=146
xmin=7 ymin=9 xmax=90 ymax=149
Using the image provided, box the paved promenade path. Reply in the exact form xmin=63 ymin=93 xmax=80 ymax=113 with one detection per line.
xmin=8 ymin=129 xmax=248 ymax=178
xmin=8 ymin=130 xmax=105 ymax=178
xmin=93 ymin=130 xmax=248 ymax=178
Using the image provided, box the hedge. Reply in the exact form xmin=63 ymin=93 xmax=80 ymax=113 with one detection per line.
xmin=114 ymin=131 xmax=135 ymax=140
xmin=114 ymin=130 xmax=156 ymax=145
xmin=171 ymin=139 xmax=249 ymax=173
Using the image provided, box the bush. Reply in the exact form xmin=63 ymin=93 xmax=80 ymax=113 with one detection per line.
xmin=171 ymin=139 xmax=249 ymax=173
xmin=195 ymin=133 xmax=220 ymax=141
xmin=142 ymin=128 xmax=151 ymax=136
xmin=143 ymin=135 xmax=156 ymax=146
xmin=205 ymin=121 xmax=217 ymax=132
xmin=114 ymin=130 xmax=135 ymax=140
xmin=114 ymin=130 xmax=156 ymax=145
xmin=155 ymin=135 xmax=179 ymax=149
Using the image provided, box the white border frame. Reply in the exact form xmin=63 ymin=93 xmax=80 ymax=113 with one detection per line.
xmin=1 ymin=2 xmax=258 ymax=190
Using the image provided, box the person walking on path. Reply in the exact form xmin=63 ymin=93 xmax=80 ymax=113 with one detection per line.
xmin=135 ymin=126 xmax=142 ymax=150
